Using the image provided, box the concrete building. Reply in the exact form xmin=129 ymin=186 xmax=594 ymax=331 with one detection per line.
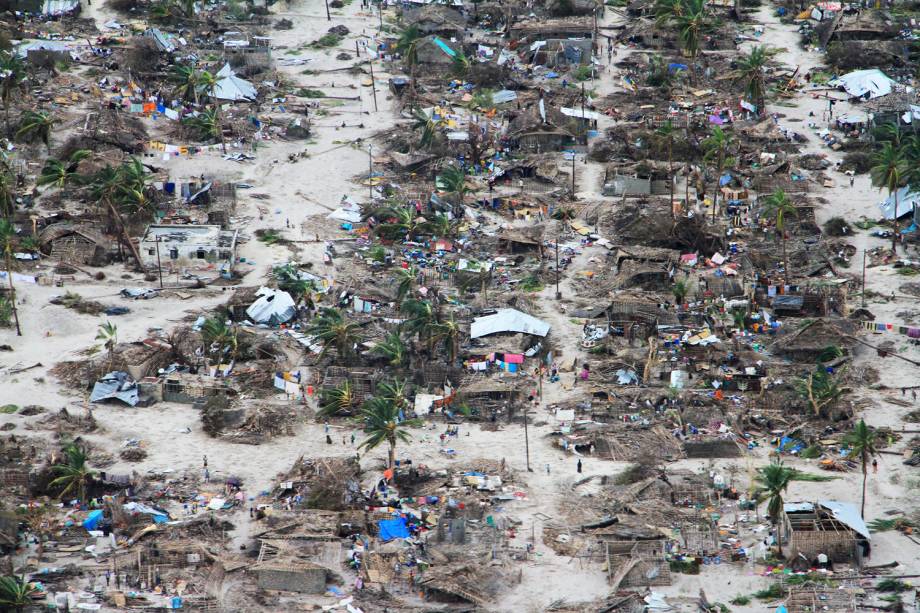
xmin=139 ymin=224 xmax=239 ymax=270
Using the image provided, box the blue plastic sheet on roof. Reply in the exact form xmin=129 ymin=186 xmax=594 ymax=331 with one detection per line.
xmin=378 ymin=517 xmax=410 ymax=541
xmin=432 ymin=37 xmax=457 ymax=57
xmin=83 ymin=510 xmax=104 ymax=531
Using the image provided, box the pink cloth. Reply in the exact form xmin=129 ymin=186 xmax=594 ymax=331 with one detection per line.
xmin=504 ymin=353 xmax=525 ymax=364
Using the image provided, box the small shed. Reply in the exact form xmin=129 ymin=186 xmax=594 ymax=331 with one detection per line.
xmin=407 ymin=4 xmax=466 ymax=37
xmin=782 ymin=501 xmax=870 ymax=566
xmin=39 ymin=223 xmax=107 ymax=266
xmin=497 ymin=226 xmax=545 ymax=257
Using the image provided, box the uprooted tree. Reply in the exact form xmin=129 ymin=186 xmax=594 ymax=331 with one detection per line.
xmin=794 ymin=366 xmax=847 ymax=417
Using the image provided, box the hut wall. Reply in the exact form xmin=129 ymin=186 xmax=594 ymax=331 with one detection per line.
xmin=787 ymin=530 xmax=858 ymax=564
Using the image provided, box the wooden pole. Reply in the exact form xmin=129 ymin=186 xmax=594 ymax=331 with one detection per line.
xmin=861 ymin=250 xmax=867 ymax=307
xmin=155 ymin=235 xmax=163 ymax=289
xmin=368 ymin=58 xmax=378 ymax=112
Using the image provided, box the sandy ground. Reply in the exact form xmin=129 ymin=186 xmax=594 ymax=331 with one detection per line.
xmin=1 ymin=0 xmax=920 ymax=610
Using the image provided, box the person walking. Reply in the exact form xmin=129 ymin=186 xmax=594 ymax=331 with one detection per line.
xmin=576 ymin=459 xmax=583 ymax=473
xmin=872 ymin=458 xmax=878 ymax=474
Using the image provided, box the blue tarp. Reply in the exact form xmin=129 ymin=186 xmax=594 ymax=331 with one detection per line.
xmin=432 ymin=37 xmax=457 ymax=57
xmin=378 ymin=517 xmax=410 ymax=541
xmin=83 ymin=510 xmax=104 ymax=531
xmin=668 ymin=63 xmax=688 ymax=73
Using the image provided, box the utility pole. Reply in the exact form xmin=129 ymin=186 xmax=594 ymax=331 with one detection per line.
xmin=555 ymin=240 xmax=561 ymax=300
xmin=523 ymin=404 xmax=532 ymax=472
xmin=571 ymin=151 xmax=576 ymax=195
xmin=155 ymin=235 xmax=163 ymax=289
xmin=368 ymin=58 xmax=378 ymax=112
xmin=368 ymin=145 xmax=374 ymax=201
xmin=862 ymin=250 xmax=867 ymax=307
xmin=324 ymin=0 xmax=330 ymax=20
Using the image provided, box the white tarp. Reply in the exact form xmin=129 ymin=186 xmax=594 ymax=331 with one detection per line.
xmin=878 ymin=186 xmax=920 ymax=220
xmin=214 ymin=64 xmax=257 ymax=101
xmin=561 ymin=107 xmax=602 ymax=121
xmin=829 ymin=69 xmax=895 ymax=100
xmin=246 ymin=286 xmax=296 ymax=325
xmin=470 ymin=308 xmax=550 ymax=339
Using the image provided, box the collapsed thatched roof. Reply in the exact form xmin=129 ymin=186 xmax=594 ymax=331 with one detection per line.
xmin=770 ymin=318 xmax=859 ymax=357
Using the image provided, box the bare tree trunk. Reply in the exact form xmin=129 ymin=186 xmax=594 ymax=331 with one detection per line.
xmin=4 ymin=252 xmax=21 ymax=336
xmin=860 ymin=461 xmax=867 ymax=518
xmin=892 ymin=190 xmax=899 ymax=253
xmin=781 ymin=233 xmax=789 ymax=285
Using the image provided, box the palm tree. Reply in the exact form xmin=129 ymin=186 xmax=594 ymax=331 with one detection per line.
xmin=376 ymin=378 xmax=413 ymax=411
xmin=761 ymin=189 xmax=797 ymax=285
xmin=656 ymin=120 xmax=677 ymax=217
xmin=410 ymin=107 xmax=437 ymax=149
xmin=402 ymin=299 xmax=440 ymax=352
xmin=16 ymin=110 xmax=56 ymax=152
xmin=197 ymin=70 xmax=226 ymax=153
xmin=646 ymin=55 xmax=676 ymax=95
xmin=425 ymin=213 xmax=454 ymax=239
xmin=306 ymin=307 xmax=363 ymax=362
xmin=183 ymin=107 xmax=221 ymax=141
xmin=367 ymin=204 xmax=425 ymax=241
xmin=200 ymin=316 xmax=238 ymax=368
xmin=671 ymin=279 xmax=688 ymax=307
xmin=552 ymin=206 xmax=577 ymax=230
xmin=358 ymin=396 xmax=418 ymax=469
xmin=272 ymin=264 xmax=311 ymax=301
xmin=0 ymin=51 xmax=26 ymax=138
xmin=702 ymin=126 xmax=735 ymax=222
xmin=172 ymin=65 xmax=202 ymax=105
xmin=318 ymin=380 xmax=359 ymax=418
xmin=95 ymin=321 xmax=118 ymax=369
xmin=437 ymin=165 xmax=470 ymax=215
xmin=0 ymin=576 xmax=37 ymax=611
xmin=654 ymin=0 xmax=686 ymax=25
xmin=754 ymin=460 xmax=797 ymax=554
xmin=0 ymin=219 xmax=21 ymax=336
xmin=371 ymin=331 xmax=408 ymax=368
xmin=871 ymin=141 xmax=908 ymax=252
xmin=844 ymin=420 xmax=879 ymax=518
xmin=450 ymin=53 xmax=471 ymax=79
xmin=87 ymin=160 xmax=148 ymax=268
xmin=673 ymin=0 xmax=708 ymax=61
xmin=394 ymin=265 xmax=420 ymax=304
xmin=396 ymin=25 xmax=423 ymax=75
xmin=432 ymin=315 xmax=461 ymax=364
xmin=50 ymin=443 xmax=95 ymax=502
xmin=734 ymin=46 xmax=774 ymax=115
xmin=37 ymin=150 xmax=91 ymax=189
xmin=0 ymin=166 xmax=14 ymax=220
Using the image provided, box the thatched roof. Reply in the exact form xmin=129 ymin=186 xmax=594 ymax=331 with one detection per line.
xmin=39 ymin=223 xmax=105 ymax=246
xmin=770 ymin=319 xmax=859 ymax=357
